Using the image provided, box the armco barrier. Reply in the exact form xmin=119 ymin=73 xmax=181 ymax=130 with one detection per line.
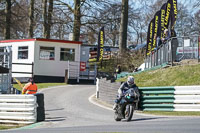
xmin=140 ymin=86 xmax=200 ymax=111
xmin=97 ymin=78 xmax=200 ymax=111
xmin=0 ymin=95 xmax=37 ymax=124
xmin=139 ymin=86 xmax=175 ymax=111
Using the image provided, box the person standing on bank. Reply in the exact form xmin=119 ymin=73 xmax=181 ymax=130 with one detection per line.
xmin=162 ymin=29 xmax=171 ymax=44
xmin=22 ymin=78 xmax=38 ymax=94
xmin=116 ymin=65 xmax=122 ymax=74
xmin=115 ymin=65 xmax=122 ymax=79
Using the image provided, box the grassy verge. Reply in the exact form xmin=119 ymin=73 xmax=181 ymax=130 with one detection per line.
xmin=13 ymin=83 xmax=67 ymax=91
xmin=0 ymin=125 xmax=21 ymax=130
xmin=141 ymin=111 xmax=200 ymax=116
xmin=117 ymin=64 xmax=200 ymax=87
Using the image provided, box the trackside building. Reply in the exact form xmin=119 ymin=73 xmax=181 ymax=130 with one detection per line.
xmin=0 ymin=38 xmax=82 ymax=82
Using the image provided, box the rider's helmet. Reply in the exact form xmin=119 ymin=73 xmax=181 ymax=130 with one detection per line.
xmin=127 ymin=76 xmax=134 ymax=86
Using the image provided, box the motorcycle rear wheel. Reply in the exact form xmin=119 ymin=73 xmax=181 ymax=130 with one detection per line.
xmin=124 ymin=104 xmax=134 ymax=121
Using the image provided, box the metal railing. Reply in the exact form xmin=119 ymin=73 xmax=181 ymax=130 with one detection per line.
xmin=67 ymin=61 xmax=97 ymax=83
xmin=145 ymin=35 xmax=200 ymax=69
xmin=0 ymin=47 xmax=12 ymax=94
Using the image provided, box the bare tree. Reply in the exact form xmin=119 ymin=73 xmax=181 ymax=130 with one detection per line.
xmin=4 ymin=0 xmax=11 ymax=39
xmin=46 ymin=0 xmax=54 ymax=39
xmin=119 ymin=0 xmax=129 ymax=53
xmin=42 ymin=0 xmax=47 ymax=38
xmin=73 ymin=0 xmax=81 ymax=41
xmin=28 ymin=0 xmax=35 ymax=38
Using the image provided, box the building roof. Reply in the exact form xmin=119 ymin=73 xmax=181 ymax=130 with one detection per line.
xmin=81 ymin=44 xmax=119 ymax=48
xmin=0 ymin=38 xmax=82 ymax=45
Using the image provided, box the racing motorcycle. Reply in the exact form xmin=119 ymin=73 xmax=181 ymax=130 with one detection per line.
xmin=114 ymin=88 xmax=138 ymax=121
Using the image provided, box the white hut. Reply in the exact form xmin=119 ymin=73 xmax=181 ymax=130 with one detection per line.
xmin=0 ymin=38 xmax=82 ymax=82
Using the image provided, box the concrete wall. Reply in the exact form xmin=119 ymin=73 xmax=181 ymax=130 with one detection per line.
xmin=98 ymin=78 xmax=121 ymax=105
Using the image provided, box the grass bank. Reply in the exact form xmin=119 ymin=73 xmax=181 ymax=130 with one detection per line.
xmin=118 ymin=64 xmax=200 ymax=87
xmin=141 ymin=111 xmax=200 ymax=116
xmin=0 ymin=125 xmax=21 ymax=130
xmin=13 ymin=83 xmax=66 ymax=91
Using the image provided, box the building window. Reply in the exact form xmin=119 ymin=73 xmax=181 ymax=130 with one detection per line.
xmin=60 ymin=48 xmax=75 ymax=61
xmin=18 ymin=46 xmax=28 ymax=59
xmin=39 ymin=46 xmax=55 ymax=60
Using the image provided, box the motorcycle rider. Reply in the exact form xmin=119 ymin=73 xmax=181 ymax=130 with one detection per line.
xmin=113 ymin=76 xmax=140 ymax=110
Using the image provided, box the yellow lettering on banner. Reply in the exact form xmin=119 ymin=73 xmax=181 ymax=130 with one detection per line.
xmin=165 ymin=3 xmax=171 ymax=26
xmin=173 ymin=0 xmax=177 ymax=18
xmin=99 ymin=31 xmax=104 ymax=61
xmin=100 ymin=31 xmax=104 ymax=45
xmin=161 ymin=9 xmax=165 ymax=38
xmin=148 ymin=22 xmax=153 ymax=53
xmin=152 ymin=16 xmax=158 ymax=50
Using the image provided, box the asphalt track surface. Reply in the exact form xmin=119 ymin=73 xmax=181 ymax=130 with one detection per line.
xmin=2 ymin=85 xmax=200 ymax=133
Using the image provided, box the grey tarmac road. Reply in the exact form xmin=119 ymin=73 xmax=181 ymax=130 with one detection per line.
xmin=2 ymin=84 xmax=200 ymax=133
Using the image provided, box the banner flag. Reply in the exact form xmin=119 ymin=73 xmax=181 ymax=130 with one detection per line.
xmin=152 ymin=11 xmax=161 ymax=50
xmin=146 ymin=18 xmax=155 ymax=55
xmin=160 ymin=3 xmax=167 ymax=39
xmin=97 ymin=27 xmax=105 ymax=62
xmin=164 ymin=0 xmax=172 ymax=30
xmin=170 ymin=0 xmax=178 ymax=30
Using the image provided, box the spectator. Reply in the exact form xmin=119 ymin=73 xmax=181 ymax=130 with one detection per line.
xmin=115 ymin=65 xmax=121 ymax=74
xmin=156 ymin=36 xmax=162 ymax=48
xmin=162 ymin=29 xmax=171 ymax=43
xmin=171 ymin=29 xmax=178 ymax=62
xmin=22 ymin=78 xmax=38 ymax=94
xmin=114 ymin=65 xmax=121 ymax=79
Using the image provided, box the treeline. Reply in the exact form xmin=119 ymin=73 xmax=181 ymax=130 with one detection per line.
xmin=0 ymin=0 xmax=199 ymax=48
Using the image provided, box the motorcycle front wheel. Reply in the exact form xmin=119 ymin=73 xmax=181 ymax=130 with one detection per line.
xmin=124 ymin=104 xmax=134 ymax=121
xmin=114 ymin=111 xmax=121 ymax=121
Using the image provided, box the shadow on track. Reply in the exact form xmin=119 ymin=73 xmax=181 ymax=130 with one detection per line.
xmin=45 ymin=108 xmax=64 ymax=111
xmin=120 ymin=117 xmax=166 ymax=122
xmin=45 ymin=117 xmax=66 ymax=122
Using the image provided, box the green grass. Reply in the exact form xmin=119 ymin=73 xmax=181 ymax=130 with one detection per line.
xmin=117 ymin=64 xmax=200 ymax=87
xmin=141 ymin=111 xmax=200 ymax=116
xmin=13 ymin=83 xmax=67 ymax=91
xmin=0 ymin=125 xmax=21 ymax=130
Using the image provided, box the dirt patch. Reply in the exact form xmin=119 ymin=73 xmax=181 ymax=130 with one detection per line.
xmin=172 ymin=59 xmax=200 ymax=66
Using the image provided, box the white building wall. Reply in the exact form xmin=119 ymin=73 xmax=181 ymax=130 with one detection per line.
xmin=0 ymin=41 xmax=35 ymax=77
xmin=34 ymin=41 xmax=81 ymax=77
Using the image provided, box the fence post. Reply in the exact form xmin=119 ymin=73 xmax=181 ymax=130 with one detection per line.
xmin=96 ymin=78 xmax=99 ymax=98
xmin=170 ymin=39 xmax=174 ymax=66
xmin=94 ymin=63 xmax=97 ymax=84
xmin=198 ymin=36 xmax=200 ymax=62
xmin=32 ymin=62 xmax=34 ymax=77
